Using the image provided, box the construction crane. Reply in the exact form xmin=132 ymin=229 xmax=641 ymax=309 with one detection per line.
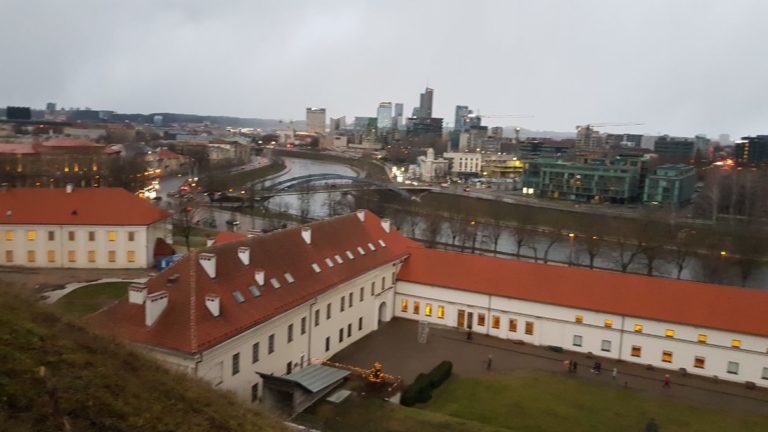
xmin=468 ymin=113 xmax=535 ymax=122
xmin=576 ymin=122 xmax=644 ymax=130
xmin=575 ymin=122 xmax=645 ymax=149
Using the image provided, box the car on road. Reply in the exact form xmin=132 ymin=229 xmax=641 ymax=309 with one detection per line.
xmin=463 ymin=186 xmax=471 ymax=192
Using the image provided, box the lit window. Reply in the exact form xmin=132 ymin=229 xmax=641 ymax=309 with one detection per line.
xmin=26 ymin=230 xmax=36 ymax=241
xmin=47 ymin=250 xmax=55 ymax=263
xmin=128 ymin=231 xmax=135 ymax=241
xmin=4 ymin=231 xmax=14 ymax=241
xmin=698 ymin=334 xmax=707 ymax=343
xmin=604 ymin=319 xmax=613 ymax=328
xmin=87 ymin=251 xmax=96 ymax=262
xmin=665 ymin=329 xmax=675 ymax=338
xmin=601 ymin=340 xmax=612 ymax=352
xmin=573 ymin=335 xmax=583 ymax=347
xmin=661 ymin=351 xmax=673 ymax=363
xmin=437 ymin=305 xmax=445 ymax=319
xmin=477 ymin=313 xmax=486 ymax=327
xmin=732 ymin=339 xmax=741 ymax=349
xmin=108 ymin=250 xmax=116 ymax=262
xmin=67 ymin=250 xmax=76 ymax=262
xmin=634 ymin=324 xmax=643 ymax=333
xmin=694 ymin=356 xmax=705 ymax=369
xmin=401 ymin=298 xmax=408 ymax=312
xmin=727 ymin=361 xmax=739 ymax=375
xmin=425 ymin=304 xmax=432 ymax=317
xmin=4 ymin=251 xmax=12 ymax=263
xmin=525 ymin=321 xmax=534 ymax=335
xmin=575 ymin=314 xmax=583 ymax=323
xmin=127 ymin=251 xmax=136 ymax=262
xmin=108 ymin=231 xmax=117 ymax=241
xmin=509 ymin=319 xmax=518 ymax=332
xmin=631 ymin=346 xmax=641 ymax=357
xmin=311 ymin=263 xmax=321 ymax=273
xmin=491 ymin=315 xmax=500 ymax=329
xmin=26 ymin=251 xmax=35 ymax=263
xmin=413 ymin=301 xmax=420 ymax=315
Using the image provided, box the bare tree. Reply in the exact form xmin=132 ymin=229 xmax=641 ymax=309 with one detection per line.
xmin=422 ymin=214 xmax=443 ymax=247
xmin=482 ymin=223 xmax=505 ymax=256
xmin=670 ymin=228 xmax=696 ymax=279
xmin=542 ymin=224 xmax=567 ymax=263
xmin=579 ymin=235 xmax=603 ymax=269
xmin=172 ymin=194 xmax=203 ymax=252
xmin=297 ymin=186 xmax=312 ymax=223
xmin=510 ymin=224 xmax=530 ymax=258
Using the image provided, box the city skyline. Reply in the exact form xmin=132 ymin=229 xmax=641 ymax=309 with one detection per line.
xmin=1 ymin=1 xmax=767 ymax=138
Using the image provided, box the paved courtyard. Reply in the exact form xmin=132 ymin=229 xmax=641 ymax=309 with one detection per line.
xmin=331 ymin=318 xmax=768 ymax=415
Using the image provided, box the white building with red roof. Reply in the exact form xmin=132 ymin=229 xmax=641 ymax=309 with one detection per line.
xmin=0 ymin=186 xmax=172 ymax=268
xmin=90 ymin=210 xmax=768 ymax=411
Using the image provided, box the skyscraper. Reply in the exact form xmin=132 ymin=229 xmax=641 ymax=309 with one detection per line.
xmin=377 ymin=102 xmax=393 ymax=130
xmin=418 ymin=87 xmax=433 ymax=118
xmin=454 ymin=105 xmax=470 ymax=131
xmin=306 ymin=107 xmax=326 ymax=134
xmin=393 ymin=103 xmax=404 ymax=129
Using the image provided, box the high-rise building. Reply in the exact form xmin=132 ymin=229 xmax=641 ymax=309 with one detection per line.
xmin=653 ymin=135 xmax=695 ymax=165
xmin=329 ymin=116 xmax=346 ymax=131
xmin=377 ymin=102 xmax=393 ymax=130
xmin=454 ymin=105 xmax=470 ymax=131
xmin=735 ymin=135 xmax=768 ymax=166
xmin=418 ymin=87 xmax=433 ymax=118
xmin=393 ymin=103 xmax=404 ymax=129
xmin=45 ymin=102 xmax=57 ymax=114
xmin=306 ymin=107 xmax=326 ymax=134
xmin=490 ymin=127 xmax=504 ymax=139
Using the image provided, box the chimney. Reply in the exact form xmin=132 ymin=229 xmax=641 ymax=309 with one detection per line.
xmin=247 ymin=229 xmax=262 ymax=237
xmin=381 ymin=218 xmax=391 ymax=233
xmin=65 ymin=183 xmax=74 ymax=194
xmin=237 ymin=246 xmax=250 ymax=266
xmin=356 ymin=209 xmax=365 ymax=222
xmin=128 ymin=283 xmax=148 ymax=304
xmin=254 ymin=268 xmax=265 ymax=286
xmin=205 ymin=294 xmax=220 ymax=317
xmin=145 ymin=291 xmax=169 ymax=327
xmin=301 ymin=226 xmax=312 ymax=245
xmin=198 ymin=253 xmax=217 ymax=279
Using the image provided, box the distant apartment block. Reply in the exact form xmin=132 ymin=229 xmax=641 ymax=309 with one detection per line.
xmin=654 ymin=135 xmax=695 ymax=165
xmin=642 ymin=164 xmax=696 ymax=206
xmin=735 ymin=135 xmax=768 ymax=166
xmin=305 ymin=108 xmax=326 ymax=134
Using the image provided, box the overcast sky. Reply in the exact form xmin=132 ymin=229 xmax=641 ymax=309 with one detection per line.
xmin=1 ymin=1 xmax=766 ymax=137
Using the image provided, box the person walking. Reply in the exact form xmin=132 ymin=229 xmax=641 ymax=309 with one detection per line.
xmin=663 ymin=374 xmax=671 ymax=389
xmin=572 ymin=360 xmax=578 ymax=373
xmin=486 ymin=354 xmax=493 ymax=371
xmin=612 ymin=367 xmax=618 ymax=380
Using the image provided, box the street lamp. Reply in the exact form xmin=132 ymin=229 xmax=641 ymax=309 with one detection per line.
xmin=568 ymin=233 xmax=575 ymax=266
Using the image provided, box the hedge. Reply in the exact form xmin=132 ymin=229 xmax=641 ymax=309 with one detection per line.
xmin=401 ymin=360 xmax=453 ymax=407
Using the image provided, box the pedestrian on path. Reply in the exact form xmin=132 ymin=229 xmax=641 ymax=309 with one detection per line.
xmin=572 ymin=360 xmax=578 ymax=373
xmin=612 ymin=367 xmax=618 ymax=380
xmin=486 ymin=354 xmax=493 ymax=370
xmin=663 ymin=374 xmax=671 ymax=389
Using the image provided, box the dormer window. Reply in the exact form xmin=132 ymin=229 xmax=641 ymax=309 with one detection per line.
xmin=334 ymin=255 xmax=343 ymax=264
xmin=232 ymin=291 xmax=246 ymax=303
xmin=270 ymin=278 xmax=281 ymax=289
xmin=367 ymin=242 xmax=376 ymax=251
xmin=284 ymin=272 xmax=295 ymax=284
xmin=248 ymin=285 xmax=261 ymax=298
xmin=325 ymin=258 xmax=334 ymax=268
xmin=311 ymin=263 xmax=321 ymax=273
xmin=357 ymin=246 xmax=366 ymax=255
xmin=346 ymin=250 xmax=355 ymax=260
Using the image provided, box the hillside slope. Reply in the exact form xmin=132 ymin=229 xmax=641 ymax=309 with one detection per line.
xmin=0 ymin=291 xmax=286 ymax=432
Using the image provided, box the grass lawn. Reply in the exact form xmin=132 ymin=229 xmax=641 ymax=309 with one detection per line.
xmin=300 ymin=371 xmax=768 ymax=432
xmin=53 ymin=281 xmax=132 ymax=318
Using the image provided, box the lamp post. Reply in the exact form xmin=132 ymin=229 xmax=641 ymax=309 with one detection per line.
xmin=568 ymin=232 xmax=575 ymax=266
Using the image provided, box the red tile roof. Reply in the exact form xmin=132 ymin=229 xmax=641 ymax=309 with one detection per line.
xmin=0 ymin=187 xmax=170 ymax=226
xmin=212 ymin=231 xmax=247 ymax=245
xmin=158 ymin=148 xmax=188 ymax=160
xmin=398 ymin=247 xmax=768 ymax=338
xmin=42 ymin=138 xmax=105 ymax=148
xmin=0 ymin=143 xmax=37 ymax=154
xmin=88 ymin=211 xmax=416 ymax=354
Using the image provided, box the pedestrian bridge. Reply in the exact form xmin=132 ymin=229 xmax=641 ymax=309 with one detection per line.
xmin=257 ymin=173 xmax=415 ymax=200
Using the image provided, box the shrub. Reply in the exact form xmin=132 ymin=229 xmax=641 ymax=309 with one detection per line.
xmin=401 ymin=361 xmax=453 ymax=407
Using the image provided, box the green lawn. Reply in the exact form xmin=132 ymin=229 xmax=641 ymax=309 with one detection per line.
xmin=53 ymin=281 xmax=132 ymax=318
xmin=300 ymin=372 xmax=768 ymax=432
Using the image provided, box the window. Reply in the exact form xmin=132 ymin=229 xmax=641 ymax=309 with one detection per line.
xmin=340 ymin=296 xmax=345 ymax=312
xmin=413 ymin=301 xmax=420 ymax=315
xmin=301 ymin=317 xmax=307 ymax=335
xmin=360 ymin=287 xmax=364 ymax=302
xmin=314 ymin=309 xmax=320 ymax=327
xmin=232 ymin=353 xmax=240 ymax=376
xmin=491 ymin=315 xmax=500 ymax=329
xmin=425 ymin=304 xmax=433 ymax=317
xmin=334 ymin=255 xmax=343 ymax=264
xmin=87 ymin=251 xmax=96 ymax=263
xmin=573 ymin=335 xmax=583 ymax=347
xmin=47 ymin=250 xmax=55 ymax=263
xmin=325 ymin=257 xmax=334 ymax=268
xmin=48 ymin=231 xmax=55 ymax=241
xmin=127 ymin=250 xmax=136 ymax=262
xmin=4 ymin=251 xmax=13 ymax=263
xmin=268 ymin=334 xmax=275 ymax=354
xmin=575 ymin=314 xmax=583 ymax=323
xmin=371 ymin=281 xmax=375 ymax=296
xmin=338 ymin=328 xmax=344 ymax=343
xmin=698 ymin=334 xmax=708 ymax=343
xmin=284 ymin=272 xmax=295 ymax=284
xmin=661 ymin=351 xmax=673 ymax=363
xmin=357 ymin=246 xmax=365 ymax=255
xmin=128 ymin=231 xmax=135 ymax=242
xmin=67 ymin=250 xmax=76 ymax=263
xmin=437 ymin=305 xmax=445 ymax=319
xmin=252 ymin=342 xmax=259 ymax=363
xmin=665 ymin=329 xmax=675 ymax=338
xmin=631 ymin=346 xmax=642 ymax=357
xmin=270 ymin=278 xmax=281 ymax=289
xmin=401 ymin=298 xmax=408 ymax=312
xmin=88 ymin=231 xmax=95 ymax=241
xmin=286 ymin=361 xmax=292 ymax=375
xmin=325 ymin=337 xmax=330 ymax=352
xmin=601 ymin=340 xmax=612 ymax=352
xmin=349 ymin=292 xmax=353 ymax=307
xmin=251 ymin=383 xmax=259 ymax=403
xmin=26 ymin=230 xmax=36 ymax=241
xmin=287 ymin=324 xmax=294 ymax=343
xmin=525 ymin=321 xmax=534 ymax=335
xmin=108 ymin=250 xmax=116 ymax=262
xmin=4 ymin=231 xmax=13 ymax=241
xmin=347 ymin=323 xmax=351 ymax=337
xmin=762 ymin=367 xmax=768 ymax=380
xmin=326 ymin=303 xmax=331 ymax=320
xmin=693 ymin=356 xmax=705 ymax=369
xmin=311 ymin=263 xmax=321 ymax=273
xmin=358 ymin=316 xmax=363 ymax=330
xmin=108 ymin=231 xmax=117 ymax=241
xmin=731 ymin=339 xmax=741 ymax=349
xmin=509 ymin=319 xmax=518 ymax=332
xmin=381 ymin=276 xmax=386 ymax=290
xmin=68 ymin=231 xmax=75 ymax=241
xmin=727 ymin=361 xmax=739 ymax=375
xmin=603 ymin=319 xmax=613 ymax=328
xmin=477 ymin=313 xmax=486 ymax=327
xmin=634 ymin=324 xmax=643 ymax=333
xmin=27 ymin=251 xmax=36 ymax=263
xmin=346 ymin=250 xmax=354 ymax=259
